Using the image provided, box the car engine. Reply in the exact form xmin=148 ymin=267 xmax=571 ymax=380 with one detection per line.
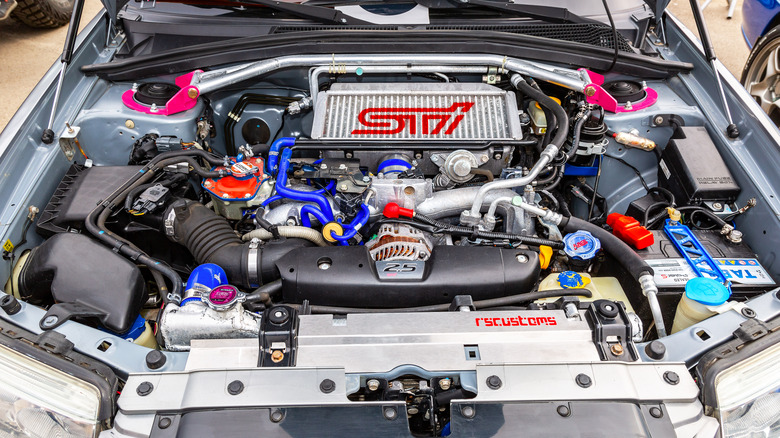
xmin=2 ymin=54 xmax=769 ymax=435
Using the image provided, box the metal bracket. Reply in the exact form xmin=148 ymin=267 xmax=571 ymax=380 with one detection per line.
xmin=58 ymin=125 xmax=80 ymax=161
xmin=663 ymin=219 xmax=731 ymax=289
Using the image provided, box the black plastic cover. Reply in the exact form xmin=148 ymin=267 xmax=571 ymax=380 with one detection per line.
xmin=19 ymin=233 xmax=147 ymax=333
xmin=37 ymin=164 xmax=143 ymax=236
xmin=277 ymin=246 xmax=540 ymax=307
xmin=658 ymin=126 xmax=740 ymax=204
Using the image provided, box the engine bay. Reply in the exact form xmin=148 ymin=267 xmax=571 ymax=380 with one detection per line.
xmin=1 ymin=54 xmax=774 ymax=435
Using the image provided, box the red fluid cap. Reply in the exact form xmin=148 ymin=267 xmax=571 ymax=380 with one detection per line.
xmin=606 ymin=213 xmax=654 ymax=250
xmin=383 ymin=203 xmax=415 ymax=219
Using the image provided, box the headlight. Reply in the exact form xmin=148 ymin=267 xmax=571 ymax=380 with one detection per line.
xmin=715 ymin=342 xmax=780 ymax=437
xmin=697 ymin=317 xmax=780 ymax=438
xmin=0 ymin=343 xmax=103 ymax=437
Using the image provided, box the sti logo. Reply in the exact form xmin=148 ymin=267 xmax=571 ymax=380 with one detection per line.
xmin=475 ymin=316 xmax=558 ymax=327
xmin=351 ymin=102 xmax=474 ymax=135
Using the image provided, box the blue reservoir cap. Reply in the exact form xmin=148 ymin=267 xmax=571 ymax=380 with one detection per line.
xmin=186 ymin=263 xmax=228 ymax=292
xmin=563 ymin=230 xmax=601 ymax=260
xmin=557 ymin=271 xmax=590 ymax=289
xmin=685 ymin=277 xmax=730 ymax=306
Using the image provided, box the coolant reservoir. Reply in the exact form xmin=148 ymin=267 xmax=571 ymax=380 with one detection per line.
xmin=671 ymin=277 xmax=730 ymax=334
xmin=537 ymin=272 xmax=635 ymax=313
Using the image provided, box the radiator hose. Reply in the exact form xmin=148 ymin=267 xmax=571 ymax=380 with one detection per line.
xmin=164 ymin=200 xmax=311 ymax=288
xmin=562 ymin=216 xmax=666 ymax=337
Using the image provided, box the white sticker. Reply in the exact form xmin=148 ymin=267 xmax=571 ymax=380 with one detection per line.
xmin=646 ymin=258 xmax=775 ymax=287
xmin=659 ymin=159 xmax=671 ymax=180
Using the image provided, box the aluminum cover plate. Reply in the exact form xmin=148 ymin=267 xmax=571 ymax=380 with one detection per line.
xmin=295 ymin=310 xmax=601 ymax=373
xmin=311 ymin=83 xmax=522 ymax=141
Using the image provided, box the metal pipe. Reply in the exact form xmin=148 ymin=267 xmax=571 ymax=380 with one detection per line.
xmin=465 ymin=147 xmax=556 ymax=220
xmin=194 ymin=54 xmax=589 ymax=96
xmin=308 ymin=65 xmax=491 ymax=104
xmin=486 ymin=196 xmax=514 ymax=220
xmin=640 ymin=273 xmax=667 ymax=337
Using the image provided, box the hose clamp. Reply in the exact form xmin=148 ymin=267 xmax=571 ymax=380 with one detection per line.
xmin=164 ymin=209 xmax=176 ymax=237
xmin=247 ymin=238 xmax=260 ymax=283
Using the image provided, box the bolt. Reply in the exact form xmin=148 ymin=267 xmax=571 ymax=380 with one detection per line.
xmin=320 ymin=379 xmax=336 ymax=393
xmin=663 ymin=371 xmax=680 ymax=385
xmin=227 ymin=380 xmax=244 ymax=395
xmin=320 ymin=163 xmax=328 ymax=170
xmin=345 ymin=152 xmax=353 ymax=159
xmin=439 ymin=378 xmax=452 ymax=391
xmin=712 ymin=202 xmax=723 ymax=211
xmin=340 ymin=184 xmax=348 ymax=191
xmin=649 ymin=407 xmax=663 ymax=418
xmin=367 ymin=379 xmax=380 ymax=391
xmin=338 ymin=163 xmax=347 ymax=170
xmin=584 ymin=85 xmax=597 ymax=97
xmin=158 ymin=417 xmax=171 ymax=429
xmin=610 ymin=344 xmax=625 ymax=356
xmin=318 ymin=262 xmax=331 ymax=270
xmin=362 ymin=176 xmax=371 ymax=183
xmin=187 ymin=88 xmax=198 ymax=99
xmin=407 ymin=407 xmax=419 ymax=415
xmin=564 ymin=302 xmax=579 ymax=319
xmin=516 ymin=254 xmax=528 ymax=263
xmin=271 ymin=350 xmax=284 ymax=363
xmin=136 ymin=381 xmax=154 ymax=396
xmin=415 ymin=153 xmax=423 ymax=159
xmin=575 ymin=374 xmax=592 ymax=388
xmin=383 ymin=407 xmax=397 ymax=420
xmin=204 ymin=180 xmax=213 ymax=187
xmin=481 ymin=155 xmax=489 ymax=163
xmin=42 ymin=315 xmax=58 ymax=328
xmin=461 ymin=405 xmax=475 ymax=419
xmin=741 ymin=307 xmax=757 ymax=318
xmin=556 ymin=405 xmax=571 ymax=417
xmin=270 ymin=409 xmax=284 ymax=423
xmin=486 ymin=375 xmax=502 ymax=390
xmin=493 ymin=153 xmax=501 ymax=160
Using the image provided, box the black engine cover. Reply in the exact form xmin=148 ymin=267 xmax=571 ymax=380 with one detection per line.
xmin=277 ymin=246 xmax=540 ymax=307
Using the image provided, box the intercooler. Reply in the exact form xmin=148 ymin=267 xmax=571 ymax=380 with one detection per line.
xmin=311 ymin=83 xmax=523 ymax=141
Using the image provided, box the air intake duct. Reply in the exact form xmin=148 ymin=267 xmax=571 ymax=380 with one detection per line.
xmin=164 ymin=200 xmax=310 ymax=288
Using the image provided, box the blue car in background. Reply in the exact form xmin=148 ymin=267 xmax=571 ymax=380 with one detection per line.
xmin=742 ymin=0 xmax=780 ymax=124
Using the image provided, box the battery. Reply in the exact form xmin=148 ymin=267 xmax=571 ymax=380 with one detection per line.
xmin=635 ymin=230 xmax=775 ymax=296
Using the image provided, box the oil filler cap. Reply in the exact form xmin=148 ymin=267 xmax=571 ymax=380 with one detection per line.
xmin=685 ymin=277 xmax=730 ymax=306
xmin=563 ymin=230 xmax=601 ymax=260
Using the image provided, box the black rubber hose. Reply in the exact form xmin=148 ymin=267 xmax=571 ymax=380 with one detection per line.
xmin=84 ymin=149 xmax=227 ymax=303
xmin=563 ymin=216 xmax=653 ymax=280
xmin=165 ymin=200 xmax=311 ymax=287
xmin=567 ymin=113 xmax=588 ymax=161
xmin=676 ymin=206 xmax=728 ymax=227
xmin=513 ymin=78 xmax=569 ymax=149
xmin=245 ymin=280 xmax=283 ymax=305
xmin=414 ymin=212 xmax=564 ymax=249
xmin=304 ymin=289 xmax=592 ymax=314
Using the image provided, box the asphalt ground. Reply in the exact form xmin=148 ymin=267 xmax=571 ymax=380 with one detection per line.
xmin=0 ymin=0 xmax=753 ymax=131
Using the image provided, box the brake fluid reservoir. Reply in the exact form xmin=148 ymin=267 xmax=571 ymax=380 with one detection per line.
xmin=671 ymin=277 xmax=730 ymax=333
xmin=528 ymin=97 xmax=561 ymax=135
xmin=537 ymin=272 xmax=635 ymax=313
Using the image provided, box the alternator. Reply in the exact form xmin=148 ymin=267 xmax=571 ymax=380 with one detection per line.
xmin=366 ymin=223 xmax=433 ymax=261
